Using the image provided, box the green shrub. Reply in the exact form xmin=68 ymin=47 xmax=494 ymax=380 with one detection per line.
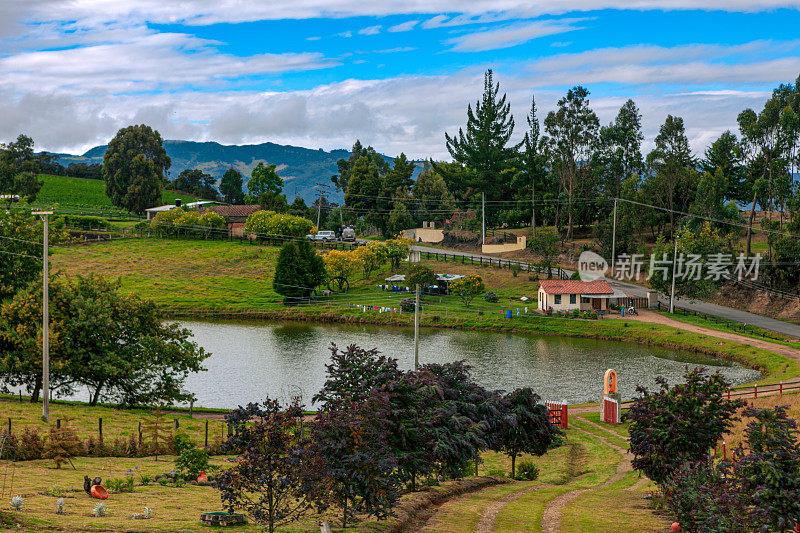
xmin=139 ymin=474 xmax=151 ymax=486
xmin=172 ymin=430 xmax=195 ymax=456
xmin=510 ymin=263 xmax=521 ymax=277
xmin=244 ymin=210 xmax=314 ymax=237
xmin=43 ymin=486 xmax=65 ymax=497
xmin=176 ymin=447 xmax=209 ymax=479
xmin=105 ymin=477 xmax=134 ymax=493
xmin=483 ymin=291 xmax=499 ymax=303
xmin=514 ymin=460 xmax=539 ymax=481
xmin=484 ymin=466 xmax=507 ymax=477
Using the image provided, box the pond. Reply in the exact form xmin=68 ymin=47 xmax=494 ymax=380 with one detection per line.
xmin=180 ymin=320 xmax=761 ymax=409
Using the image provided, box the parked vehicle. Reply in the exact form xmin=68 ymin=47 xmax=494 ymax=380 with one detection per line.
xmin=341 ymin=226 xmax=356 ymax=242
xmin=306 ymin=230 xmax=336 ymax=242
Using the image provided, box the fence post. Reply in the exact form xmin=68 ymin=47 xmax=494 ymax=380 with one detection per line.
xmin=754 ymin=384 xmax=757 ymax=399
xmin=56 ymin=419 xmax=60 ymax=429
xmin=561 ymin=404 xmax=568 ymax=429
xmin=98 ymin=418 xmax=103 ymax=440
xmin=727 ymin=389 xmax=730 ymax=401
xmin=780 ymin=382 xmax=783 ymax=396
xmin=174 ymin=419 xmax=179 ymax=430
xmin=205 ymin=420 xmax=209 ymax=447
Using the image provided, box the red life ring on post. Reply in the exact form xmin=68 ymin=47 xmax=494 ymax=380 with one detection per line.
xmin=604 ymin=369 xmax=618 ymax=395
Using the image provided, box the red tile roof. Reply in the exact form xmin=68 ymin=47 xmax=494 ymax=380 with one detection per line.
xmin=538 ymin=279 xmax=613 ymax=295
xmin=202 ymin=205 xmax=261 ymax=219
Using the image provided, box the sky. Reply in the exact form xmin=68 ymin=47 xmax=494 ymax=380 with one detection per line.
xmin=2 ymin=1 xmax=800 ymax=159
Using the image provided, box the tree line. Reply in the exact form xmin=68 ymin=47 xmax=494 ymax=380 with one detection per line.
xmin=218 ymin=343 xmax=561 ymax=532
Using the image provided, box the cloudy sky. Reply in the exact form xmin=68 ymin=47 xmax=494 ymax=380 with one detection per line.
xmin=2 ymin=1 xmax=800 ymax=158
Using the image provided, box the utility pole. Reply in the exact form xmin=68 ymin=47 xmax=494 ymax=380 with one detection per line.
xmin=33 ymin=210 xmax=52 ymax=422
xmin=414 ymin=284 xmax=420 ymax=370
xmin=481 ymin=192 xmax=485 ymax=245
xmin=669 ymin=237 xmax=678 ymax=314
xmin=611 ymin=197 xmax=618 ymax=271
xmin=531 ymin=181 xmax=536 ymax=238
xmin=314 ymin=183 xmax=328 ymax=229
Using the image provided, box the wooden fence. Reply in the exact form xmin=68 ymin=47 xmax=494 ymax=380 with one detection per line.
xmin=418 ymin=250 xmax=570 ymax=279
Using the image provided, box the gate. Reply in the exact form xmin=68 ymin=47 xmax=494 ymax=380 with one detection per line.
xmin=602 ymin=398 xmax=619 ymax=425
xmin=545 ymin=402 xmax=568 ymax=429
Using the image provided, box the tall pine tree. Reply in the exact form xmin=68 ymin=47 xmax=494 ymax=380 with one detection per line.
xmin=444 ymin=69 xmax=519 ymax=202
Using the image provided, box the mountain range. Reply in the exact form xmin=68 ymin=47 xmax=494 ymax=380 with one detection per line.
xmin=48 ymin=140 xmax=406 ymax=204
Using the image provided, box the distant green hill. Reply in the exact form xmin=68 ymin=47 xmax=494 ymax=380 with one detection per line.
xmin=23 ymin=174 xmax=198 ymax=218
xmin=48 ymin=140 xmax=405 ymax=204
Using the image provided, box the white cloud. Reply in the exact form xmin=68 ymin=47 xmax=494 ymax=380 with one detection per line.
xmin=387 ymin=20 xmax=419 ymax=32
xmin=5 ymin=0 xmax=797 ymax=32
xmin=447 ymin=18 xmax=585 ymax=52
xmin=336 ymin=30 xmax=353 ymax=38
xmin=373 ymin=46 xmax=416 ymax=53
xmin=0 ymin=61 xmax=778 ymax=160
xmin=358 ymin=25 xmax=382 ymax=35
xmin=526 ymin=41 xmax=800 ymax=86
xmin=0 ymin=32 xmax=337 ymax=94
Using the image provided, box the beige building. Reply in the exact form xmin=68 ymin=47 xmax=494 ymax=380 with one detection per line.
xmin=537 ymin=279 xmax=614 ymax=313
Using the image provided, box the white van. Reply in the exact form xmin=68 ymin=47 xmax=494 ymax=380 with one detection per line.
xmin=306 ymin=230 xmax=336 ymax=242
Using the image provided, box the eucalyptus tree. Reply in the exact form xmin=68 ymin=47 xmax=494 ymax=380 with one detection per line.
xmin=544 ymin=86 xmax=600 ymax=239
xmin=595 ymin=99 xmax=644 ymax=199
xmin=0 ymin=134 xmax=43 ymax=203
xmin=737 ymin=92 xmax=795 ymax=255
xmin=644 ymin=115 xmax=697 ymax=236
xmin=103 ymin=125 xmax=170 ymax=214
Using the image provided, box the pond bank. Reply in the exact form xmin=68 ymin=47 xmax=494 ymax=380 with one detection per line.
xmin=163 ymin=306 xmax=798 ymax=386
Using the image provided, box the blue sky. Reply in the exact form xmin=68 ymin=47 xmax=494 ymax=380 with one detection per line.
xmin=1 ymin=1 xmax=800 ymax=158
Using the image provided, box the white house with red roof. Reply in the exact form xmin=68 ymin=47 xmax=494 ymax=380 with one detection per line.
xmin=537 ymin=279 xmax=615 ymax=313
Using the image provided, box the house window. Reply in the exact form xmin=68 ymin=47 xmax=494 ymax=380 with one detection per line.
xmin=554 ymin=294 xmax=561 ymax=305
xmin=570 ymin=294 xmax=576 ymax=304
xmin=581 ymin=297 xmax=590 ymax=303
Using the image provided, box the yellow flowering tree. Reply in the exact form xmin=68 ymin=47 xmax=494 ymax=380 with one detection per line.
xmin=353 ymin=242 xmax=387 ymax=280
xmin=324 ymin=250 xmax=361 ymax=292
xmin=384 ymin=236 xmax=411 ymax=269
xmin=449 ymin=275 xmax=485 ymax=308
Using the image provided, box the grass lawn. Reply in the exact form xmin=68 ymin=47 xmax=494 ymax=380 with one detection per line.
xmin=0 ymin=396 xmax=228 ymax=451
xmin=20 ymin=174 xmax=198 ymax=219
xmin=656 ymin=310 xmax=800 ymax=348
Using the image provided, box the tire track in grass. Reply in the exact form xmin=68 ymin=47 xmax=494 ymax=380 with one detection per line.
xmin=473 ymin=483 xmax=552 ymax=533
xmin=540 ymin=425 xmax=631 ymax=533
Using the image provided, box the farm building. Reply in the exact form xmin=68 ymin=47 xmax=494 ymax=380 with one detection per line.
xmin=537 ymin=279 xmax=622 ymax=313
xmin=200 ymin=204 xmax=261 ymax=236
xmin=145 ymin=199 xmax=222 ymax=220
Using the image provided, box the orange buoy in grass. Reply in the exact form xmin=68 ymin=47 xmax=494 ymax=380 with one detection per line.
xmin=671 ymin=523 xmax=681 ymax=532
xmin=90 ymin=485 xmax=108 ymax=500
xmin=197 ymin=471 xmax=208 ymax=483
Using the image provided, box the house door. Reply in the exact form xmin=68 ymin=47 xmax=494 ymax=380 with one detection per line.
xmin=592 ymin=298 xmax=601 ymax=311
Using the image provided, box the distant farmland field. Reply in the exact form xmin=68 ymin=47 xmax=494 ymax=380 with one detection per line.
xmin=24 ymin=174 xmax=198 ymax=217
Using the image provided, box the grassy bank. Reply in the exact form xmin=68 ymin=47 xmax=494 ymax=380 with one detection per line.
xmin=51 ymin=238 xmax=800 ymax=385
xmin=21 ymin=174 xmax=198 ymax=218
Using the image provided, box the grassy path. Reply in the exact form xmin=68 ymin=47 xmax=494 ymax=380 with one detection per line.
xmin=417 ymin=414 xmax=667 ymax=533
